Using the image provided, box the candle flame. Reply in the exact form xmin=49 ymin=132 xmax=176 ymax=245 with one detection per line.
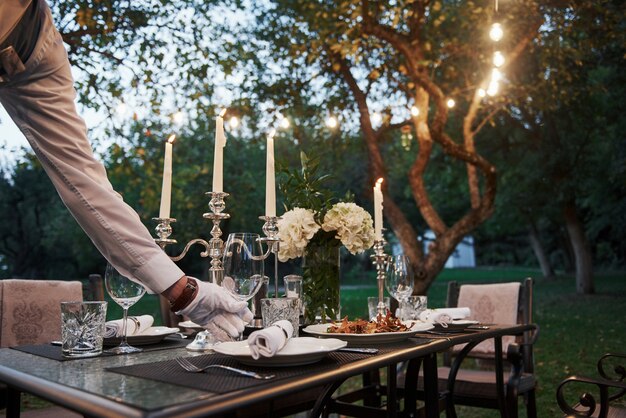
xmin=167 ymin=134 xmax=176 ymax=144
xmin=219 ymin=108 xmax=227 ymax=118
xmin=376 ymin=178 xmax=384 ymax=186
xmin=268 ymin=129 xmax=276 ymax=139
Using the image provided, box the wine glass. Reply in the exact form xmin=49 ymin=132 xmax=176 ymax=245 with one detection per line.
xmin=104 ymin=263 xmax=146 ymax=354
xmin=385 ymin=255 xmax=414 ymax=315
xmin=222 ymin=232 xmax=265 ymax=338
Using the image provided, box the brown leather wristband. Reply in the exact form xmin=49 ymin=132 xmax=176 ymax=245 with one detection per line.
xmin=170 ymin=277 xmax=198 ymax=312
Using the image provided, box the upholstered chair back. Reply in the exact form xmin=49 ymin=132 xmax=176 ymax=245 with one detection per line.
xmin=0 ymin=279 xmax=83 ymax=348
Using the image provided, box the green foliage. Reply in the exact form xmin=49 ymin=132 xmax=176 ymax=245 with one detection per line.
xmin=0 ymin=156 xmax=102 ymax=279
xmin=278 ymin=151 xmax=338 ymax=221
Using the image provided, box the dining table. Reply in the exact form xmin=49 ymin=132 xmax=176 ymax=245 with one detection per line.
xmin=0 ymin=323 xmax=535 ymax=418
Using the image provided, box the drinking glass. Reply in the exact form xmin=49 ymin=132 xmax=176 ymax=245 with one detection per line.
xmin=104 ymin=263 xmax=146 ymax=354
xmin=385 ymin=255 xmax=414 ymax=308
xmin=222 ymin=232 xmax=265 ymax=338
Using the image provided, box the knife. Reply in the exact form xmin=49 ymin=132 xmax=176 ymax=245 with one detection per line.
xmin=338 ymin=347 xmax=379 ymax=354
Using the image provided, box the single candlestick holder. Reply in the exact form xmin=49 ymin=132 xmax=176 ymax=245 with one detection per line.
xmin=258 ymin=216 xmax=281 ymax=298
xmin=371 ymin=237 xmax=390 ymax=317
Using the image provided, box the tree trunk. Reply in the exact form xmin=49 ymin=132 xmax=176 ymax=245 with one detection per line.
xmin=562 ymin=200 xmax=594 ymax=294
xmin=528 ymin=221 xmax=554 ymax=279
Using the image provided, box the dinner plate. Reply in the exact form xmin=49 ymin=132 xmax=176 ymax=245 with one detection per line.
xmin=213 ymin=337 xmax=347 ymax=367
xmin=302 ymin=321 xmax=434 ymax=345
xmin=103 ymin=326 xmax=179 ymax=346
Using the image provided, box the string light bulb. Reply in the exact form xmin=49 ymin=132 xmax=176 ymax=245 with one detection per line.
xmin=326 ymin=116 xmax=338 ymax=128
xmin=446 ymin=98 xmax=456 ymax=108
xmin=491 ymin=68 xmax=502 ymax=82
xmin=493 ymin=51 xmax=505 ymax=67
xmin=487 ymin=80 xmax=499 ymax=96
xmin=489 ymin=23 xmax=503 ymax=42
xmin=410 ymin=106 xmax=420 ymax=117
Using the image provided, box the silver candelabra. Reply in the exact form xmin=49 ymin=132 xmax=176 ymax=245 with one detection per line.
xmin=153 ymin=190 xmax=281 ymax=351
xmin=153 ymin=192 xmax=230 ymax=284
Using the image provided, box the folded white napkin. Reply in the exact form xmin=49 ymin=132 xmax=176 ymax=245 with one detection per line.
xmin=419 ymin=307 xmax=471 ymax=325
xmin=247 ymin=320 xmax=293 ymax=359
xmin=104 ymin=315 xmax=154 ymax=338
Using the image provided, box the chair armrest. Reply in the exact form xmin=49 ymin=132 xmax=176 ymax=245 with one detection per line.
xmin=526 ymin=323 xmax=540 ymax=345
xmin=597 ymin=353 xmax=626 ymax=383
xmin=556 ymin=374 xmax=626 ymax=418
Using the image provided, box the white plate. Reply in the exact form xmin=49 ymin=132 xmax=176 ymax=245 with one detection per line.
xmin=302 ymin=321 xmax=434 ymax=345
xmin=213 ymin=337 xmax=347 ymax=367
xmin=103 ymin=326 xmax=179 ymax=346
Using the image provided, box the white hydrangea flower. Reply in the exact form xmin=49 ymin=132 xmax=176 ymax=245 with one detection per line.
xmin=277 ymin=208 xmax=321 ymax=261
xmin=322 ymin=202 xmax=375 ymax=254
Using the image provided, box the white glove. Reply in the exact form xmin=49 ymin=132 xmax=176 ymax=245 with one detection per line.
xmin=177 ymin=279 xmax=253 ymax=338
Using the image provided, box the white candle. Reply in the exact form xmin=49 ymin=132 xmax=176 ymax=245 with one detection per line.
xmin=159 ymin=135 xmax=176 ymax=218
xmin=265 ymin=130 xmax=276 ymax=217
xmin=374 ymin=178 xmax=384 ymax=240
xmin=212 ymin=109 xmax=227 ymax=192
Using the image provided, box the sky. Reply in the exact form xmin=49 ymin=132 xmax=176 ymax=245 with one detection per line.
xmin=0 ymin=104 xmax=28 ymax=153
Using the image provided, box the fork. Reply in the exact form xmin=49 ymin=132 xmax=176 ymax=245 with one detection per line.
xmin=174 ymin=357 xmax=275 ymax=380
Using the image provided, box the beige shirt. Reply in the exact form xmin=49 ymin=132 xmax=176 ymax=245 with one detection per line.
xmin=0 ymin=0 xmax=32 ymax=44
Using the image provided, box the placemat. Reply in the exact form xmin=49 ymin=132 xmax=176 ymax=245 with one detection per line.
xmin=11 ymin=336 xmax=188 ymax=361
xmin=107 ymin=350 xmax=394 ymax=394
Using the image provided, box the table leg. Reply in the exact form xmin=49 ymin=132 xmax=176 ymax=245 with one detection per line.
xmin=386 ymin=364 xmax=397 ymax=417
xmin=7 ymin=387 xmax=20 ymax=418
xmin=402 ymin=357 xmax=423 ymax=417
xmin=423 ymin=353 xmax=439 ymax=418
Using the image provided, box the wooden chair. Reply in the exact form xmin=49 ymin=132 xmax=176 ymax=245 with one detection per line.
xmin=556 ymin=353 xmax=626 ymax=418
xmin=437 ymin=277 xmax=539 ymax=418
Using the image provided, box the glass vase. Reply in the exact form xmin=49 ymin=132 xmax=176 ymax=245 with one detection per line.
xmin=302 ymin=244 xmax=341 ymax=324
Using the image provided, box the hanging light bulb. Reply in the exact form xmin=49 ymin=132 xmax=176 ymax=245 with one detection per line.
xmin=493 ymin=51 xmax=505 ymax=67
xmin=490 ymin=23 xmax=503 ymax=42
xmin=410 ymin=106 xmax=420 ymax=117
xmin=491 ymin=68 xmax=502 ymax=82
xmin=487 ymin=80 xmax=499 ymax=96
xmin=228 ymin=116 xmax=239 ymax=128
xmin=326 ymin=116 xmax=338 ymax=128
xmin=446 ymin=98 xmax=456 ymax=108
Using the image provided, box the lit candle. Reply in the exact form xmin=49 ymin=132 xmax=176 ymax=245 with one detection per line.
xmin=374 ymin=178 xmax=384 ymax=240
xmin=159 ymin=134 xmax=176 ymax=218
xmin=212 ymin=109 xmax=227 ymax=192
xmin=265 ymin=130 xmax=276 ymax=217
